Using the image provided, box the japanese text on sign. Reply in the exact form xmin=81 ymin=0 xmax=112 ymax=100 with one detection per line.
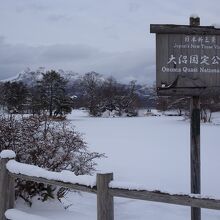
xmin=167 ymin=55 xmax=220 ymax=65
xmin=161 ymin=34 xmax=220 ymax=74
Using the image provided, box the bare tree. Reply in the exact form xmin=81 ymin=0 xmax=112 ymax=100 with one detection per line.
xmin=80 ymin=72 xmax=103 ymax=116
xmin=0 ymin=114 xmax=104 ymax=205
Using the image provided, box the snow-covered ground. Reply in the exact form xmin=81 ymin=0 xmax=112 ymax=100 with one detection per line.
xmin=14 ymin=110 xmax=220 ymax=219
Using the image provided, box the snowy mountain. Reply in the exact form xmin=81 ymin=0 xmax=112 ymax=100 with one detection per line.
xmin=1 ymin=67 xmax=80 ymax=86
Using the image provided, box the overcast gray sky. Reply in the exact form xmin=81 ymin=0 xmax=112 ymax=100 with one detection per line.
xmin=1 ymin=0 xmax=220 ymax=84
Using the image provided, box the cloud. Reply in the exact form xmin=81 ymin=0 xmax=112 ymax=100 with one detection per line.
xmin=14 ymin=2 xmax=48 ymax=13
xmin=0 ymin=39 xmax=154 ymax=84
xmin=47 ymin=14 xmax=72 ymax=22
xmin=0 ymin=36 xmax=5 ymax=44
xmin=41 ymin=44 xmax=102 ymax=62
xmin=129 ymin=2 xmax=141 ymax=13
xmin=93 ymin=49 xmax=155 ymax=83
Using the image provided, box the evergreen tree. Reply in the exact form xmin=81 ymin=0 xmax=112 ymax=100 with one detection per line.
xmin=1 ymin=81 xmax=29 ymax=113
xmin=38 ymin=70 xmax=71 ymax=116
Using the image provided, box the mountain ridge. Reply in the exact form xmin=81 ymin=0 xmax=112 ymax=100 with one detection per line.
xmin=1 ymin=67 xmax=80 ymax=86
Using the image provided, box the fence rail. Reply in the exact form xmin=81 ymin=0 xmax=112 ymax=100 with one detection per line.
xmin=109 ymin=188 xmax=220 ymax=210
xmin=10 ymin=173 xmax=97 ymax=194
xmin=1 ymin=152 xmax=220 ymax=220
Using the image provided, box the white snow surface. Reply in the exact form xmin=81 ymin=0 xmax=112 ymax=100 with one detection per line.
xmin=213 ymin=23 xmax=220 ymax=29
xmin=109 ymin=180 xmax=174 ymax=192
xmin=12 ymin=110 xmax=220 ymax=219
xmin=6 ymin=160 xmax=96 ymax=188
xmin=5 ymin=209 xmax=50 ymax=220
xmin=0 ymin=150 xmax=16 ymax=159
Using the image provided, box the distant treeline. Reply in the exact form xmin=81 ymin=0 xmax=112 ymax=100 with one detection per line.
xmin=0 ymin=70 xmax=155 ymax=117
xmin=1 ymin=70 xmax=219 ymax=121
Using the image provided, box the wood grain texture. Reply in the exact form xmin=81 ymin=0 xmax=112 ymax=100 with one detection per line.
xmin=190 ymin=17 xmax=200 ymax=27
xmin=150 ymin=24 xmax=220 ymax=35
xmin=109 ymin=188 xmax=220 ymax=210
xmin=189 ymin=17 xmax=201 ymax=220
xmin=7 ymin=171 xmax=220 ymax=211
xmin=97 ymin=173 xmax=114 ymax=220
xmin=155 ymin=33 xmax=220 ymax=96
xmin=4 ymin=168 xmax=220 ymax=220
xmin=190 ymin=96 xmax=201 ymax=220
xmin=9 ymin=173 xmax=97 ymax=194
xmin=0 ymin=159 xmax=14 ymax=220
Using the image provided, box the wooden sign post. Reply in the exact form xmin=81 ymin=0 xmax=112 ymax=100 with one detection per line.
xmin=190 ymin=16 xmax=201 ymax=220
xmin=151 ymin=16 xmax=220 ymax=220
xmin=190 ymin=95 xmax=201 ymax=220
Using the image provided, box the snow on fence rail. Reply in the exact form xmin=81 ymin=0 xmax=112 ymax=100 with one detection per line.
xmin=1 ymin=151 xmax=220 ymax=220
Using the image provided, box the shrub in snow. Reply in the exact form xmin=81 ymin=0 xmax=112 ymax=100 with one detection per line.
xmin=0 ymin=114 xmax=104 ymax=206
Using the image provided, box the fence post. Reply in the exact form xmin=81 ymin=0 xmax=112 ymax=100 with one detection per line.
xmin=0 ymin=152 xmax=15 ymax=220
xmin=97 ymin=173 xmax=114 ymax=220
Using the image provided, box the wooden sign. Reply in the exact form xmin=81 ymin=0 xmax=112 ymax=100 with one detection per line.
xmin=151 ymin=24 xmax=220 ymax=96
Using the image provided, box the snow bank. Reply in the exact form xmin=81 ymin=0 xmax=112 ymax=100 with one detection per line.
xmin=5 ymin=209 xmax=50 ymax=220
xmin=213 ymin=24 xmax=220 ymax=29
xmin=0 ymin=150 xmax=16 ymax=159
xmin=6 ymin=160 xmax=96 ymax=188
xmin=110 ymin=180 xmax=218 ymax=200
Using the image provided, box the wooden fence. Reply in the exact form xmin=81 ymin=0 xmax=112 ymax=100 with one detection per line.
xmin=1 ymin=156 xmax=220 ymax=220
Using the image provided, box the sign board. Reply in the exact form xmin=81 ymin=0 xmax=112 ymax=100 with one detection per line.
xmin=151 ymin=24 xmax=220 ymax=96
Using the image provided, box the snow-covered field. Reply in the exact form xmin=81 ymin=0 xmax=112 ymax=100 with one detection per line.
xmin=15 ymin=110 xmax=220 ymax=220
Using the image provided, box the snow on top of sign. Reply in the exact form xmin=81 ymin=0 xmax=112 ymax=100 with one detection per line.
xmin=0 ymin=150 xmax=16 ymax=159
xmin=190 ymin=14 xmax=199 ymax=19
xmin=5 ymin=209 xmax=50 ymax=220
xmin=6 ymin=160 xmax=96 ymax=188
xmin=213 ymin=23 xmax=220 ymax=29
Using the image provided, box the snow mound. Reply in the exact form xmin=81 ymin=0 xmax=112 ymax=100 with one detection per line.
xmin=110 ymin=180 xmax=158 ymax=191
xmin=0 ymin=150 xmax=16 ymax=159
xmin=213 ymin=24 xmax=220 ymax=29
xmin=5 ymin=209 xmax=50 ymax=220
xmin=6 ymin=160 xmax=96 ymax=187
